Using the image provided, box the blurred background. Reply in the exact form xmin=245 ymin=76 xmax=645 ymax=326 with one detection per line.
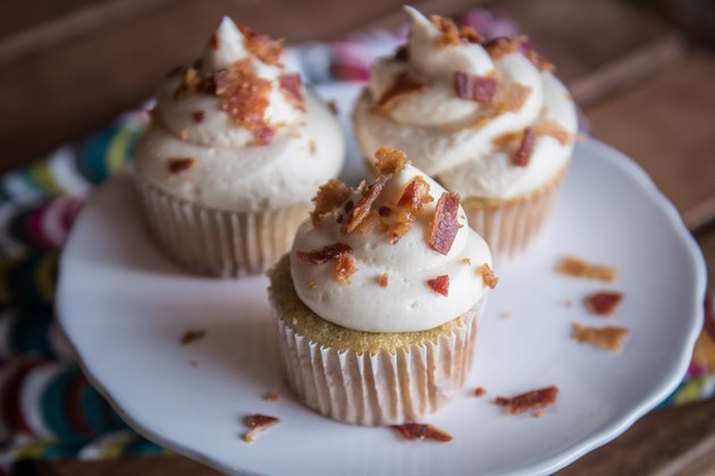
xmin=1 ymin=0 xmax=714 ymax=474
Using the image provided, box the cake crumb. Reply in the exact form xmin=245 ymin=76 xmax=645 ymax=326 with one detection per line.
xmin=180 ymin=329 xmax=206 ymax=346
xmin=572 ymin=323 xmax=629 ymax=351
xmin=242 ymin=414 xmax=279 ymax=443
xmin=308 ymin=140 xmax=317 ymax=155
xmin=263 ymin=391 xmax=279 ymax=402
xmin=377 ymin=273 xmax=389 ymax=288
xmin=533 ymin=410 xmax=544 ymax=418
xmin=307 ymin=281 xmax=319 ymax=291
xmin=189 ymin=360 xmax=199 ymax=367
xmin=479 ymin=263 xmax=499 ymax=289
xmin=499 ymin=312 xmax=512 ymax=320
xmin=461 ymin=258 xmax=472 ymax=265
xmin=563 ymin=299 xmax=573 ymax=308
xmin=556 ymin=256 xmax=617 ymax=282
xmin=327 ymin=99 xmax=338 ymax=115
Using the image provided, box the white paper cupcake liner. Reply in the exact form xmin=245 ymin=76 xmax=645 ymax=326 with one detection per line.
xmin=137 ymin=180 xmax=310 ymax=277
xmin=273 ymin=299 xmax=485 ymax=426
xmin=463 ymin=172 xmax=564 ymax=259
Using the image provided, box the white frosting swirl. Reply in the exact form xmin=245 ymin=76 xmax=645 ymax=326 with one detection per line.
xmin=354 ymin=6 xmax=577 ymax=200
xmin=290 ymin=164 xmax=493 ymax=333
xmin=135 ymin=17 xmax=345 ymax=211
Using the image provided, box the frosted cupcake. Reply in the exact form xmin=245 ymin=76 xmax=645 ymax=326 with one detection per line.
xmin=135 ymin=17 xmax=345 ymax=276
xmin=268 ymin=147 xmax=496 ymax=426
xmin=354 ymin=7 xmax=577 ymax=257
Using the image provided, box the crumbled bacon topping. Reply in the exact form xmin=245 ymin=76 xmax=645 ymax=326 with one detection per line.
xmin=483 ymin=35 xmax=528 ymax=60
xmin=179 ymin=329 xmax=206 ymax=346
xmin=191 ymin=110 xmax=205 ymax=123
xmin=278 ymin=73 xmax=305 ymax=110
xmin=534 ymin=120 xmax=573 ymax=145
xmin=375 ymin=146 xmax=407 ymax=175
xmin=584 ymin=291 xmax=624 ymax=316
xmin=454 ymin=72 xmax=498 ymax=104
xmin=427 ymin=275 xmax=450 ymax=296
xmin=473 ymin=387 xmax=486 ymax=397
xmin=242 ymin=414 xmax=279 ymax=443
xmin=377 ymin=273 xmax=389 ymax=288
xmin=345 ymin=175 xmax=390 ymax=233
xmin=237 ymin=24 xmax=284 ymax=66
xmin=335 ymin=254 xmax=357 ymax=285
xmin=174 ymin=67 xmax=216 ymax=99
xmin=297 ymin=243 xmax=352 ymax=264
xmin=392 ymin=423 xmax=453 ymax=442
xmin=376 ymin=72 xmax=426 ymax=110
xmin=512 ymin=128 xmax=536 ymax=167
xmin=556 ymin=256 xmax=618 ymax=282
xmin=215 ymin=59 xmax=274 ymax=144
xmin=495 ymin=386 xmax=558 ymax=415
xmin=167 ymin=158 xmax=196 ymax=176
xmin=427 ymin=192 xmax=460 ymax=255
xmin=210 ymin=32 xmax=219 ymax=50
xmin=526 ymin=49 xmax=555 ymax=72
xmin=310 ymin=179 xmax=352 ymax=224
xmin=572 ymin=323 xmax=629 ymax=350
xmin=388 ymin=176 xmax=433 ymax=244
xmin=479 ymin=263 xmax=498 ymax=289
xmin=430 ymin=15 xmax=483 ymax=48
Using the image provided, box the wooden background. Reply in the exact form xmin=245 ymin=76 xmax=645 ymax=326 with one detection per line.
xmin=3 ymin=0 xmax=715 ymax=474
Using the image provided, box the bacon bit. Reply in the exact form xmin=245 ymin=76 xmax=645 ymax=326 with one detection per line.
xmin=499 ymin=312 xmax=512 ymax=319
xmin=375 ymin=146 xmax=407 ymax=175
xmin=534 ymin=120 xmax=573 ymax=146
xmin=526 ymin=49 xmax=556 ymax=72
xmin=427 ymin=192 xmax=460 ymax=255
xmin=584 ymin=291 xmax=624 ymax=316
xmin=174 ymin=67 xmax=216 ymax=99
xmin=454 ymin=72 xmax=498 ymax=104
xmin=180 ymin=329 xmax=206 ymax=346
xmin=345 ymin=175 xmax=390 ymax=233
xmin=179 ymin=128 xmax=190 ymax=140
xmin=430 ymin=15 xmax=483 ymax=48
xmin=167 ymin=158 xmax=196 ymax=176
xmin=483 ymin=35 xmax=528 ymax=60
xmin=297 ymin=243 xmax=352 ymax=264
xmin=353 ymin=210 xmax=378 ymax=235
xmin=461 ymin=258 xmax=471 ymax=265
xmin=307 ymin=281 xmax=318 ymax=291
xmin=278 ymin=73 xmax=305 ymax=110
xmin=572 ymin=323 xmax=629 ymax=350
xmin=388 ymin=175 xmax=434 ymax=244
xmin=191 ymin=110 xmax=205 ymax=123
xmin=394 ymin=45 xmax=409 ymax=61
xmin=376 ymin=72 xmax=426 ymax=110
xmin=495 ymin=386 xmax=558 ymax=415
xmin=556 ymin=256 xmax=618 ymax=282
xmin=392 ymin=423 xmax=453 ymax=442
xmin=377 ymin=273 xmax=389 ymax=288
xmin=210 ymin=31 xmax=219 ymax=50
xmin=242 ymin=414 xmax=279 ymax=443
xmin=427 ymin=275 xmax=450 ymax=296
xmin=237 ymin=24 xmax=284 ymax=66
xmin=473 ymin=387 xmax=486 ymax=397
xmin=335 ymin=254 xmax=357 ymax=285
xmin=310 ymin=179 xmax=352 ymax=224
xmin=512 ymin=128 xmax=536 ymax=167
xmin=263 ymin=391 xmax=279 ymax=402
xmin=479 ymin=263 xmax=499 ymax=289
xmin=378 ymin=206 xmax=392 ymax=217
xmin=215 ymin=59 xmax=274 ymax=144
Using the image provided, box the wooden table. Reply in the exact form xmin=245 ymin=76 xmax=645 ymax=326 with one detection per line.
xmin=3 ymin=0 xmax=714 ymax=474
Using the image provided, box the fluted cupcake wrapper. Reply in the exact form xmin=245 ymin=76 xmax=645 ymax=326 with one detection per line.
xmin=137 ymin=179 xmax=310 ymax=277
xmin=274 ymin=299 xmax=484 ymax=426
xmin=463 ymin=171 xmax=565 ymax=260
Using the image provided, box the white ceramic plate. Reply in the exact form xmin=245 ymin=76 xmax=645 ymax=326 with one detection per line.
xmin=57 ymin=83 xmax=706 ymax=475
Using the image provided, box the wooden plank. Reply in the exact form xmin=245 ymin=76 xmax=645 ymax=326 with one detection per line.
xmin=586 ymin=53 xmax=715 ymax=230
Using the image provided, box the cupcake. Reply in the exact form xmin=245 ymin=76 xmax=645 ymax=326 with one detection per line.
xmin=268 ymin=147 xmax=496 ymax=426
xmin=354 ymin=7 xmax=577 ymax=258
xmin=135 ymin=17 xmax=345 ymax=276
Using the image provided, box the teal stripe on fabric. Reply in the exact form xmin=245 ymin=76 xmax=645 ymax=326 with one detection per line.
xmin=82 ymin=378 xmax=124 ymax=434
xmin=41 ymin=367 xmax=82 ymax=442
xmin=122 ymin=435 xmax=164 ymax=457
xmin=77 ymin=127 xmax=116 ymax=185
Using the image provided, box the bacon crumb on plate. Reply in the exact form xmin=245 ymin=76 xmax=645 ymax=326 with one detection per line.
xmin=377 ymin=273 xmax=389 ymax=288
xmin=392 ymin=423 xmax=453 ymax=442
xmin=263 ymin=391 xmax=279 ymax=402
xmin=473 ymin=387 xmax=486 ymax=397
xmin=495 ymin=386 xmax=558 ymax=415
xmin=179 ymin=329 xmax=206 ymax=346
xmin=242 ymin=414 xmax=279 ymax=443
xmin=584 ymin=291 xmax=624 ymax=316
xmin=572 ymin=323 xmax=629 ymax=351
xmin=556 ymin=256 xmax=618 ymax=282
